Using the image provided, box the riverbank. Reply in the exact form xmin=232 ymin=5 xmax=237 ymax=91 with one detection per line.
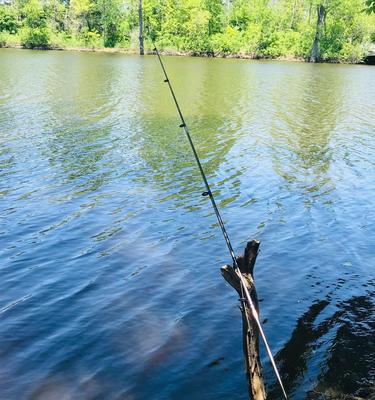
xmin=1 ymin=41 xmax=371 ymax=64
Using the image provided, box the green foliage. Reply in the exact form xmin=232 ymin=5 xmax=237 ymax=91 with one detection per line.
xmin=21 ymin=0 xmax=47 ymax=29
xmin=92 ymin=0 xmax=122 ymax=47
xmin=0 ymin=30 xmax=20 ymax=47
xmin=183 ymin=9 xmax=211 ymax=52
xmin=16 ymin=0 xmax=51 ymax=48
xmin=81 ymin=27 xmax=101 ymax=46
xmin=242 ymin=24 xmax=262 ymax=56
xmin=203 ymin=0 xmax=224 ymax=35
xmin=211 ymin=26 xmax=243 ymax=54
xmin=364 ymin=0 xmax=375 ymax=14
xmin=20 ymin=26 xmax=50 ymax=48
xmin=229 ymin=0 xmax=252 ymax=32
xmin=264 ymin=30 xmax=304 ymax=58
xmin=0 ymin=32 xmax=5 ymax=47
xmin=0 ymin=6 xmax=19 ymax=33
xmin=315 ymin=0 xmax=374 ymax=61
xmin=43 ymin=1 xmax=68 ymax=32
xmin=339 ymin=42 xmax=367 ymax=62
xmin=1 ymin=0 xmax=374 ymax=62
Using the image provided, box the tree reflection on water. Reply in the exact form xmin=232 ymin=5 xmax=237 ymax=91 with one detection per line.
xmin=268 ymin=281 xmax=374 ymax=399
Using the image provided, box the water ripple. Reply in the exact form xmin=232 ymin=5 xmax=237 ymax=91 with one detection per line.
xmin=0 ymin=50 xmax=374 ymax=399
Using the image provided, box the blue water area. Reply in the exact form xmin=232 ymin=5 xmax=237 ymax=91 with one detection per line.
xmin=0 ymin=49 xmax=374 ymax=399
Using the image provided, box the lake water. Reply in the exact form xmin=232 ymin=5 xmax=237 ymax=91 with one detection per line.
xmin=0 ymin=48 xmax=374 ymax=399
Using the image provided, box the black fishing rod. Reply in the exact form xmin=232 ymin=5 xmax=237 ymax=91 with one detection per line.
xmin=151 ymin=44 xmax=288 ymax=400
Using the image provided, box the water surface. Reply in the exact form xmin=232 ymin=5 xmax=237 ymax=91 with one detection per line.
xmin=0 ymin=49 xmax=374 ymax=399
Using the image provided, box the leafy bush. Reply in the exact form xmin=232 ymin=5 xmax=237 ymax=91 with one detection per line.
xmin=103 ymin=23 xmax=118 ymax=47
xmin=182 ymin=10 xmax=211 ymax=52
xmin=20 ymin=27 xmax=50 ymax=48
xmin=0 ymin=6 xmax=18 ymax=34
xmin=0 ymin=31 xmax=21 ymax=47
xmin=116 ymin=19 xmax=132 ymax=48
xmin=17 ymin=0 xmax=52 ymax=48
xmin=339 ymin=42 xmax=367 ymax=63
xmin=364 ymin=0 xmax=375 ymax=14
xmin=242 ymin=24 xmax=262 ymax=56
xmin=82 ymin=29 xmax=101 ymax=47
xmin=211 ymin=26 xmax=243 ymax=54
xmin=264 ymin=30 xmax=304 ymax=58
xmin=21 ymin=0 xmax=47 ymax=29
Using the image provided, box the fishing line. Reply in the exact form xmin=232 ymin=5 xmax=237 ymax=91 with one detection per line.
xmin=151 ymin=44 xmax=288 ymax=400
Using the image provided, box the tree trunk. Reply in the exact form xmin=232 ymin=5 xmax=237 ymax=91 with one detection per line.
xmin=290 ymin=0 xmax=298 ymax=29
xmin=221 ymin=241 xmax=267 ymax=400
xmin=138 ymin=0 xmax=144 ymax=55
xmin=310 ymin=4 xmax=326 ymax=62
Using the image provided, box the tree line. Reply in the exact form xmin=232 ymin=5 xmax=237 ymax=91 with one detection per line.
xmin=0 ymin=0 xmax=374 ymax=62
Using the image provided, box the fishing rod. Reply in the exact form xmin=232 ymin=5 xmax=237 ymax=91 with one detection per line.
xmin=151 ymin=44 xmax=288 ymax=400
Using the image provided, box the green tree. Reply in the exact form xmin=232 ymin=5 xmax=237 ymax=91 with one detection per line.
xmin=203 ymin=0 xmax=224 ymax=35
xmin=20 ymin=0 xmax=51 ymax=48
xmin=95 ymin=0 xmax=122 ymax=47
xmin=0 ymin=6 xmax=19 ymax=33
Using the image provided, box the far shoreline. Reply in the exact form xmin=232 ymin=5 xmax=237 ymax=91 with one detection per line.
xmin=0 ymin=43 xmax=371 ymax=65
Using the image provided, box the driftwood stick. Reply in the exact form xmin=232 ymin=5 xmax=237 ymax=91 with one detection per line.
xmin=221 ymin=240 xmax=266 ymax=400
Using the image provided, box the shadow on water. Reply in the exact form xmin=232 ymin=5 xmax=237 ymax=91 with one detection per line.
xmin=267 ymin=281 xmax=375 ymax=399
